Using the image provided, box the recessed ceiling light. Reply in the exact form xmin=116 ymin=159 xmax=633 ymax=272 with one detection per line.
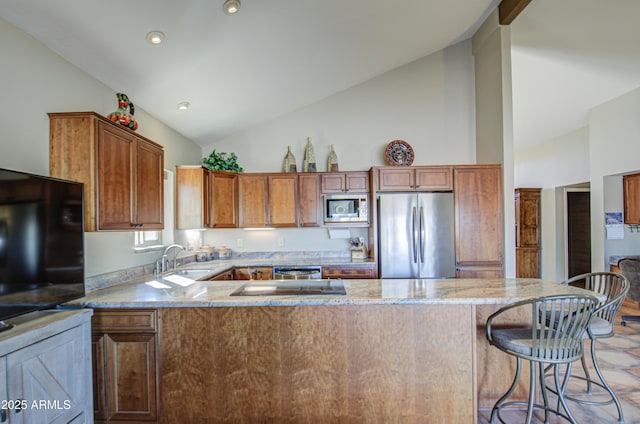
xmin=146 ymin=31 xmax=165 ymax=45
xmin=223 ymin=0 xmax=241 ymax=15
xmin=177 ymin=101 xmax=191 ymax=110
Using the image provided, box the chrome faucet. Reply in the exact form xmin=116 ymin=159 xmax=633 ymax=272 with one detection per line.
xmin=157 ymin=244 xmax=185 ymax=274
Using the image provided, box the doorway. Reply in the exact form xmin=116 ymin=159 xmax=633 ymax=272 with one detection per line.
xmin=566 ymin=190 xmax=591 ymax=278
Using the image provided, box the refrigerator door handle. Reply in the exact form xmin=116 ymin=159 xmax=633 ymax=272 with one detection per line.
xmin=419 ymin=206 xmax=425 ymax=263
xmin=412 ymin=206 xmax=418 ymax=263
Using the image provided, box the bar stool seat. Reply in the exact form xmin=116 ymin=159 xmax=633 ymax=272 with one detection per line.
xmin=486 ymin=294 xmax=599 ymax=424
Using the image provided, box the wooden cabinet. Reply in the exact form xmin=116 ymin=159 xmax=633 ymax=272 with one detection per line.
xmin=176 ymin=167 xmax=237 ymax=229
xmin=322 ymin=265 xmax=376 ymax=279
xmin=376 ymin=166 xmax=452 ymax=191
xmin=0 ymin=310 xmax=93 ymax=424
xmin=298 ymin=174 xmax=322 ymax=226
xmin=515 ymin=188 xmax=541 ymax=278
xmin=321 ymin=172 xmax=369 ymax=193
xmin=210 ymin=269 xmax=234 ymax=280
xmin=454 ymin=165 xmax=504 ymax=278
xmin=49 ymin=112 xmax=164 ymax=231
xmin=92 ymin=309 xmax=159 ymax=423
xmin=238 ymin=174 xmax=298 ymax=228
xmin=234 ymin=267 xmax=273 ymax=280
xmin=624 ymin=173 xmax=640 ymax=224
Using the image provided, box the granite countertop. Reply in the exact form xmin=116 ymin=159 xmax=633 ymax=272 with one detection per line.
xmin=69 ymin=277 xmax=600 ymax=309
xmin=610 ymin=255 xmax=640 ymax=265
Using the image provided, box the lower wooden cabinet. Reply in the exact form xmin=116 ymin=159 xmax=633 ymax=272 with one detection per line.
xmin=210 ymin=270 xmax=234 ymax=280
xmin=234 ymin=267 xmax=273 ymax=280
xmin=322 ymin=265 xmax=375 ymax=279
xmin=92 ymin=309 xmax=159 ymax=423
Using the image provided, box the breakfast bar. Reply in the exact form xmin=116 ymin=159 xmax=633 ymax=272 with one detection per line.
xmin=74 ymin=277 xmax=596 ymax=423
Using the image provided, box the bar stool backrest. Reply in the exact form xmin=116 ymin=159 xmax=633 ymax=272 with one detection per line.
xmin=563 ymin=272 xmax=629 ymax=331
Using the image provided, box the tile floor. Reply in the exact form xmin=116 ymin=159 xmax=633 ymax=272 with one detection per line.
xmin=478 ymin=303 xmax=640 ymax=423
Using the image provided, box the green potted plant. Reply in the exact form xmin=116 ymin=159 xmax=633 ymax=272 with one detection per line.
xmin=202 ymin=150 xmax=243 ymax=173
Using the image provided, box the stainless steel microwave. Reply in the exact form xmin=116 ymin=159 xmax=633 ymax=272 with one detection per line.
xmin=323 ymin=194 xmax=368 ymax=224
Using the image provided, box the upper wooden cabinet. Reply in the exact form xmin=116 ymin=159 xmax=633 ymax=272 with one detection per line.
xmin=624 ymin=173 xmax=640 ymax=224
xmin=298 ymin=174 xmax=322 ymax=227
xmin=49 ymin=112 xmax=164 ymax=231
xmin=238 ymin=173 xmax=299 ymax=228
xmin=321 ymin=172 xmax=369 ymax=193
xmin=176 ymin=167 xmax=237 ymax=229
xmin=376 ymin=166 xmax=453 ymax=191
xmin=453 ymin=165 xmax=503 ymax=278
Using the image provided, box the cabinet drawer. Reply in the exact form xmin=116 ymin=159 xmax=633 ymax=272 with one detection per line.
xmin=92 ymin=309 xmax=157 ymax=333
xmin=322 ymin=266 xmax=375 ymax=279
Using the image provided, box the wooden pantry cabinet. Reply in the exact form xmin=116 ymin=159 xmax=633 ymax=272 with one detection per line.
xmin=49 ymin=112 xmax=164 ymax=231
xmin=515 ymin=188 xmax=541 ymax=278
xmin=376 ymin=166 xmax=453 ymax=191
xmin=238 ymin=173 xmax=299 ymax=228
xmin=91 ymin=309 xmax=159 ymax=423
xmin=454 ymin=165 xmax=504 ymax=278
xmin=176 ymin=166 xmax=237 ymax=229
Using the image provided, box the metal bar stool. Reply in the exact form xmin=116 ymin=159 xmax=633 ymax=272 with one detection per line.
xmin=486 ymin=294 xmax=598 ymax=424
xmin=549 ymin=272 xmax=628 ymax=423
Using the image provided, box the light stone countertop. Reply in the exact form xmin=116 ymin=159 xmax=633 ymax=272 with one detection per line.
xmin=68 ymin=277 xmax=600 ymax=309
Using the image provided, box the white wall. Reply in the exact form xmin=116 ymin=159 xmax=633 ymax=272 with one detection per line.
xmin=201 ymin=41 xmax=476 ymax=172
xmin=0 ymin=17 xmax=202 ymax=277
xmin=589 ymin=86 xmax=640 ymax=270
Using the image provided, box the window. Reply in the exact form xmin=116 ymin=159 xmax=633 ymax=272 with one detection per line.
xmin=134 ymin=230 xmax=163 ymax=249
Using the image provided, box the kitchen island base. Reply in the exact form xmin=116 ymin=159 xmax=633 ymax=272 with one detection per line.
xmin=160 ymin=304 xmax=478 ymax=423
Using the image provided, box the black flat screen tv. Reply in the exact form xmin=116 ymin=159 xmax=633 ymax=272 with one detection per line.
xmin=0 ymin=168 xmax=85 ymax=329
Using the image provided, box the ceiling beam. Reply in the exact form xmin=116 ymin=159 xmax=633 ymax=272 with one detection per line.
xmin=499 ymin=0 xmax=533 ymax=25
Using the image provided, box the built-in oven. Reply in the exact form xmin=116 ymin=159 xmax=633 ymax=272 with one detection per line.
xmin=323 ymin=194 xmax=368 ymax=224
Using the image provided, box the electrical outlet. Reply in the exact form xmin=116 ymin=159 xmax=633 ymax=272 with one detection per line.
xmin=236 ymin=238 xmax=244 ymax=248
xmin=277 ymin=237 xmax=284 ymax=247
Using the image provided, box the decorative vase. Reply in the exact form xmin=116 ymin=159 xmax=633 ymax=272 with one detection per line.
xmin=108 ymin=93 xmax=138 ymax=131
xmin=327 ymin=144 xmax=339 ymax=172
xmin=282 ymin=146 xmax=297 ymax=172
xmin=302 ymin=137 xmax=317 ymax=172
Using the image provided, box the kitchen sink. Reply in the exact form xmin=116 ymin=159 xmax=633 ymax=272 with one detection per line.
xmin=168 ymin=269 xmax=216 ymax=280
xmin=230 ymin=279 xmax=346 ymax=296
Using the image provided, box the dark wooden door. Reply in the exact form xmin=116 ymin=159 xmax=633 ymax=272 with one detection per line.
xmin=567 ymin=191 xmax=591 ymax=278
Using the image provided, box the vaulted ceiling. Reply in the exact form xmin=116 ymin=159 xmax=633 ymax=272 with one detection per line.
xmin=2 ymin=0 xmax=639 ymax=152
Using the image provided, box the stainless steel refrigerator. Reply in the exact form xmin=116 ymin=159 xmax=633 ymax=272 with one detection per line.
xmin=378 ymin=192 xmax=455 ymax=278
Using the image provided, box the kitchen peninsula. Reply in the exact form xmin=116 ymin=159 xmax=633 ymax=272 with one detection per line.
xmin=73 ymin=276 xmax=595 ymax=423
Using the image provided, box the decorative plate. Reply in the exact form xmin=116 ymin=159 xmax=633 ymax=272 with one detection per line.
xmin=385 ymin=140 xmax=414 ymax=166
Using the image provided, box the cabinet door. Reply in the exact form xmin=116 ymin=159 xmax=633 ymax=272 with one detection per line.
xmin=135 ymin=139 xmax=164 ymax=229
xmin=378 ymin=168 xmax=415 ymax=191
xmin=0 ymin=357 xmax=7 ymax=423
xmin=176 ymin=166 xmax=206 ymax=230
xmin=624 ymin=174 xmax=640 ymax=224
xmin=210 ymin=270 xmax=234 ymax=280
xmin=345 ymin=172 xmax=369 ymax=193
xmin=321 ymin=173 xmax=346 ymax=193
xmin=299 ymin=174 xmax=321 ymax=227
xmin=92 ymin=334 xmax=108 ymax=421
xmin=268 ymin=174 xmax=298 ymax=227
xmin=415 ymin=167 xmax=452 ymax=191
xmin=517 ymin=190 xmax=540 ymax=247
xmin=238 ymin=175 xmax=269 ymax=227
xmin=208 ymin=171 xmax=238 ymax=228
xmin=516 ymin=247 xmax=540 ymax=278
xmin=8 ymin=325 xmax=88 ymax=424
xmin=97 ymin=122 xmax=136 ymax=230
xmin=234 ymin=267 xmax=273 ymax=280
xmin=454 ymin=166 xmax=504 ymax=277
xmin=106 ymin=334 xmax=157 ymax=421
